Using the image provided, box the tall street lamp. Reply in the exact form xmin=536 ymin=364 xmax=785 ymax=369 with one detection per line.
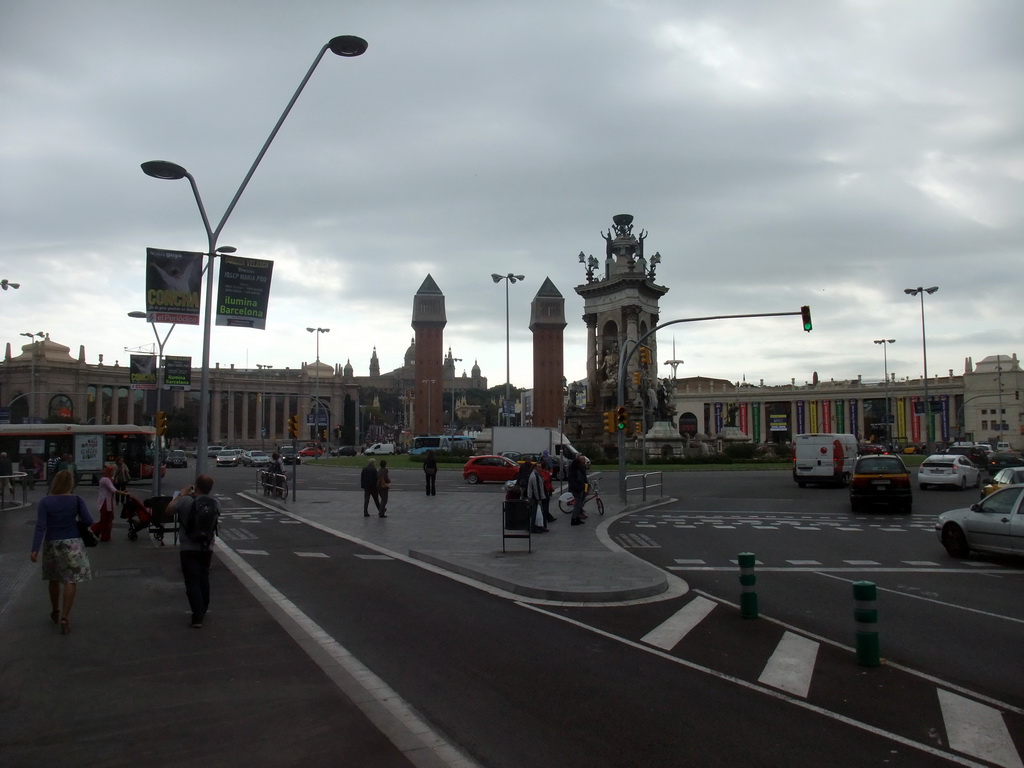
xmin=904 ymin=286 xmax=938 ymax=452
xmin=19 ymin=331 xmax=46 ymax=422
xmin=873 ymin=339 xmax=895 ymax=449
xmin=307 ymin=327 xmax=329 ymax=443
xmin=1 ymin=279 xmax=21 ymax=291
xmin=129 ymin=311 xmax=175 ymax=497
xmin=141 ymin=34 xmax=367 ymax=474
xmin=257 ymin=364 xmax=273 ymax=450
xmin=449 ymin=355 xmax=462 ymax=435
xmin=491 ymin=273 xmax=525 ymax=426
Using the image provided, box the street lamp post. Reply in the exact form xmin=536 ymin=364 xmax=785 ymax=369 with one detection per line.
xmin=449 ymin=356 xmax=462 ymax=434
xmin=306 ymin=327 xmax=329 ymax=445
xmin=904 ymin=287 xmax=938 ymax=452
xmin=873 ymin=339 xmax=896 ymax=449
xmin=491 ymin=273 xmax=525 ymax=426
xmin=19 ymin=331 xmax=46 ymax=422
xmin=141 ymin=34 xmax=367 ymax=474
xmin=129 ymin=311 xmax=175 ymax=497
xmin=257 ymin=364 xmax=274 ymax=450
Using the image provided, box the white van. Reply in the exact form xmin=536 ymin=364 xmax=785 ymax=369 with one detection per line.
xmin=996 ymin=442 xmax=1014 ymax=453
xmin=364 ymin=443 xmax=396 ymax=455
xmin=792 ymin=433 xmax=859 ymax=487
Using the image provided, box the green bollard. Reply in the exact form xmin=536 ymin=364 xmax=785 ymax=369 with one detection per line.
xmin=738 ymin=552 xmax=758 ymax=618
xmin=853 ymin=580 xmax=880 ymax=667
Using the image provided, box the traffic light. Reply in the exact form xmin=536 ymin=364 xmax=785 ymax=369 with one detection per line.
xmin=800 ymin=305 xmax=812 ymax=332
xmin=288 ymin=414 xmax=300 ymax=439
xmin=155 ymin=411 xmax=167 ymax=436
xmin=615 ymin=405 xmax=628 ymax=431
xmin=632 ymin=371 xmax=642 ymax=387
xmin=639 ymin=346 xmax=652 ymax=365
xmin=603 ymin=410 xmax=616 ymax=434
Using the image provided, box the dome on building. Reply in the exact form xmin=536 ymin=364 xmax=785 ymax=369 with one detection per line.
xmin=404 ymin=337 xmax=416 ymax=367
xmin=343 ymin=358 xmax=354 ymax=377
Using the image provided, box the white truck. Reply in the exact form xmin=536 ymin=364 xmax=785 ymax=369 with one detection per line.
xmin=792 ymin=433 xmax=859 ymax=487
xmin=481 ymin=427 xmax=579 ymax=476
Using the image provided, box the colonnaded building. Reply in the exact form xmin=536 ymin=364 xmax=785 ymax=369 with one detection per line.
xmin=4 ymin=215 xmax=1022 ymax=451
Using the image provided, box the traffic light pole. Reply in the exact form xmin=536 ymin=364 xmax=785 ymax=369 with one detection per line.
xmin=615 ymin=308 xmax=811 ymax=502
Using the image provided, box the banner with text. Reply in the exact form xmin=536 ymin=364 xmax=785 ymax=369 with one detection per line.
xmin=216 ymin=256 xmax=273 ymax=329
xmin=129 ymin=354 xmax=158 ymax=390
xmin=163 ymin=356 xmax=193 ymax=388
xmin=145 ymin=248 xmax=204 ymax=324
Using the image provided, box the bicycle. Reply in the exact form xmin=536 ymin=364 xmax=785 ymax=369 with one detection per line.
xmin=557 ymin=476 xmax=604 ymax=516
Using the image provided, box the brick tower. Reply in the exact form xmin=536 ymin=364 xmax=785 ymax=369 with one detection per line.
xmin=529 ymin=278 xmax=567 ymax=428
xmin=411 ymin=275 xmax=446 ymax=435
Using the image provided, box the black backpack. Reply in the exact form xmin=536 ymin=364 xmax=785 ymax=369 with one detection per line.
xmin=182 ymin=494 xmax=219 ymax=547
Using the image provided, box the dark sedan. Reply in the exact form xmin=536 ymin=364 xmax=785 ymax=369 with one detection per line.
xmin=164 ymin=450 xmax=188 ymax=469
xmin=985 ymin=452 xmax=1024 ymax=476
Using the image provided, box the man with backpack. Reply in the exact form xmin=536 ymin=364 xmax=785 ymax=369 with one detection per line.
xmin=167 ymin=474 xmax=220 ymax=628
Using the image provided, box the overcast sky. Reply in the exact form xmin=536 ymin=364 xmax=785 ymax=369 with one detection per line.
xmin=3 ymin=0 xmax=1022 ymax=394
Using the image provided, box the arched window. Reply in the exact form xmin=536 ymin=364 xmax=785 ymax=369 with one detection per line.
xmin=49 ymin=395 xmax=74 ymax=422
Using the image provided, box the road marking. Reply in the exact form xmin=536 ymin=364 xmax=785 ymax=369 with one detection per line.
xmin=641 ymin=596 xmax=717 ymax=650
xmin=236 ymin=549 xmax=269 ymax=556
xmin=938 ymin=689 xmax=1023 ymax=768
xmin=295 ymin=552 xmax=329 ymax=558
xmin=355 ymin=554 xmax=395 ymax=560
xmin=786 ymin=560 xmax=821 ymax=566
xmin=673 ymin=559 xmax=706 ymax=565
xmin=844 ymin=560 xmax=880 ymax=565
xmin=758 ymin=631 xmax=819 ymax=698
xmin=902 ymin=560 xmax=941 ymax=566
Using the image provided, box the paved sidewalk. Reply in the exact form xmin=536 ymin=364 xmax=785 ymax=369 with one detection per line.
xmin=243 ymin=484 xmax=683 ymax=603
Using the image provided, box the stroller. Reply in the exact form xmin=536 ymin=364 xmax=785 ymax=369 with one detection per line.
xmin=123 ymin=494 xmax=175 ymax=545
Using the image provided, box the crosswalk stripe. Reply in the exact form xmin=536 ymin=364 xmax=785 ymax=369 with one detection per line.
xmin=641 ymin=596 xmax=717 ymax=650
xmin=758 ymin=631 xmax=819 ymax=698
xmin=938 ymin=689 xmax=1023 ymax=768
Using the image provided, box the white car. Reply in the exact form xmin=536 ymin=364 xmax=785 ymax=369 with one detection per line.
xmin=918 ymin=454 xmax=981 ymax=490
xmin=215 ymin=449 xmax=244 ymax=467
xmin=936 ymin=484 xmax=1024 ymax=557
xmin=241 ymin=450 xmax=271 ymax=467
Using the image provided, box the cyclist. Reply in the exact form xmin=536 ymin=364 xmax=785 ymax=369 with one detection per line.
xmin=566 ymin=454 xmax=588 ymax=526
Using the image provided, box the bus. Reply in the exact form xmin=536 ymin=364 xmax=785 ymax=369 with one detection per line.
xmin=408 ymin=435 xmax=452 ymax=456
xmin=0 ymin=423 xmax=161 ymax=484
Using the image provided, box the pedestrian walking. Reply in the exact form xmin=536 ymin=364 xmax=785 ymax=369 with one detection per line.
xmin=538 ymin=458 xmax=556 ymax=524
xmin=566 ymin=455 xmax=588 ymax=526
xmin=30 ymin=469 xmax=93 ymax=635
xmin=0 ymin=451 xmax=14 ymax=499
xmin=423 ymin=450 xmax=437 ymax=496
xmin=377 ymin=459 xmax=391 ymax=517
xmin=361 ymin=458 xmax=382 ymax=516
xmin=90 ymin=465 xmax=123 ymax=542
xmin=527 ymin=461 xmax=548 ymax=533
xmin=112 ymin=455 xmax=131 ymax=492
xmin=167 ymin=475 xmax=221 ymax=628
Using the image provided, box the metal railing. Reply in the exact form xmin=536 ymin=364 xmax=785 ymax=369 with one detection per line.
xmin=0 ymin=471 xmax=29 ymax=510
xmin=257 ymin=469 xmax=288 ymax=500
xmin=624 ymin=471 xmax=663 ymax=504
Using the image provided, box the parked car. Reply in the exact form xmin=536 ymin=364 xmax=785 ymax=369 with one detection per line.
xmin=918 ymin=454 xmax=981 ymax=491
xmin=858 ymin=444 xmax=888 ymax=455
xmin=463 ymin=455 xmax=520 ymax=484
xmin=215 ymin=449 xmax=244 ymax=467
xmin=330 ymin=445 xmax=358 ymax=456
xmin=241 ymin=449 xmax=271 ymax=467
xmin=980 ymin=466 xmax=1024 ymax=498
xmin=279 ymin=445 xmax=301 ymax=465
xmin=996 ymin=441 xmax=1015 ymax=453
xmin=849 ymin=454 xmax=913 ymax=513
xmin=207 ymin=445 xmax=225 ymax=458
xmin=935 ymin=484 xmax=1024 ymax=558
xmin=164 ymin=449 xmax=188 ymax=469
xmin=984 ymin=452 xmax=1024 ymax=477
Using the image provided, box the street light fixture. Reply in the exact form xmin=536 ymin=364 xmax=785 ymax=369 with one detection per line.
xmin=19 ymin=331 xmax=46 ymax=421
xmin=491 ymin=273 xmax=525 ymax=426
xmin=128 ymin=311 xmax=175 ymax=497
xmin=257 ymin=364 xmax=274 ymax=450
xmin=449 ymin=355 xmax=463 ymax=434
xmin=904 ymin=286 xmax=938 ymax=452
xmin=873 ymin=339 xmax=896 ymax=449
xmin=141 ymin=35 xmax=367 ymax=474
xmin=306 ymin=327 xmax=330 ymax=443
xmin=1 ymin=279 xmax=21 ymax=291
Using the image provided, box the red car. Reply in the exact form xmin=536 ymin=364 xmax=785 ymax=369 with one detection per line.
xmin=298 ymin=446 xmax=323 ymax=458
xmin=463 ymin=455 xmax=520 ymax=484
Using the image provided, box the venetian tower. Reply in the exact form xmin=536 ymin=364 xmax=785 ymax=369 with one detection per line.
xmin=529 ymin=278 xmax=567 ymax=428
xmin=411 ymin=275 xmax=446 ymax=435
xmin=575 ymin=214 xmax=668 ymax=432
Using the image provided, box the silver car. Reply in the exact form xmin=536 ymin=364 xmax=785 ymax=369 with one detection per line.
xmin=241 ymin=450 xmax=271 ymax=467
xmin=935 ymin=484 xmax=1024 ymax=558
xmin=919 ymin=454 xmax=981 ymax=491
xmin=215 ymin=449 xmax=243 ymax=467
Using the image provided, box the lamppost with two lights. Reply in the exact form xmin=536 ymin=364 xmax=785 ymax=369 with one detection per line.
xmin=307 ymin=327 xmax=330 ymax=444
xmin=141 ymin=34 xmax=368 ymax=473
xmin=904 ymin=286 xmax=938 ymax=452
xmin=19 ymin=331 xmax=46 ymax=422
xmin=257 ymin=364 xmax=274 ymax=450
xmin=491 ymin=273 xmax=525 ymax=426
xmin=128 ymin=311 xmax=176 ymax=497
xmin=873 ymin=338 xmax=895 ymax=449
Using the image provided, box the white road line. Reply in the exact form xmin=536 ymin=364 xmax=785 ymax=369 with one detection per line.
xmin=641 ymin=596 xmax=717 ymax=650
xmin=786 ymin=560 xmax=822 ymax=566
xmin=355 ymin=554 xmax=395 ymax=560
xmin=758 ymin=631 xmax=820 ymax=698
xmin=295 ymin=552 xmax=329 ymax=558
xmin=236 ymin=549 xmax=269 ymax=556
xmin=938 ymin=689 xmax=1023 ymax=768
